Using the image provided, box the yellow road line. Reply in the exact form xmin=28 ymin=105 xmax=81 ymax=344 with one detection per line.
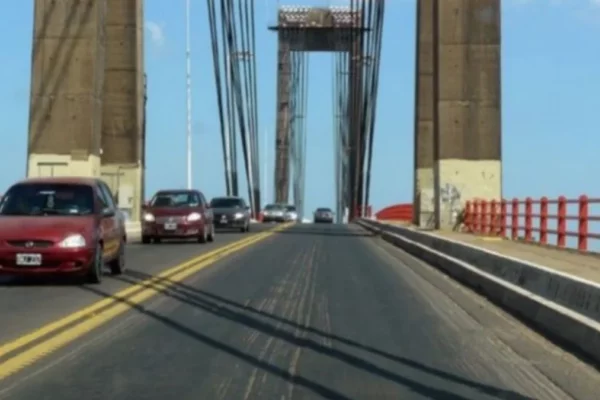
xmin=0 ymin=225 xmax=289 ymax=380
xmin=0 ymin=223 xmax=292 ymax=369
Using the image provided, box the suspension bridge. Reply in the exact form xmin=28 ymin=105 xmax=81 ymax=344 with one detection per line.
xmin=0 ymin=1 xmax=599 ymax=398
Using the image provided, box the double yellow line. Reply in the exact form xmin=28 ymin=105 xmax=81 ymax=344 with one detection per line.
xmin=0 ymin=223 xmax=292 ymax=380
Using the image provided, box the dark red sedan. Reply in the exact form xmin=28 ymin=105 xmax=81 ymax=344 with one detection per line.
xmin=0 ymin=177 xmax=126 ymax=284
xmin=141 ymin=189 xmax=215 ymax=244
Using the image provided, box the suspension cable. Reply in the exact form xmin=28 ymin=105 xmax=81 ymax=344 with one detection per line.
xmin=206 ymin=0 xmax=230 ymax=194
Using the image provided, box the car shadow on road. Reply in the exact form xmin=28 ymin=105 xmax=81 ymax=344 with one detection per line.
xmin=81 ymin=269 xmax=534 ymax=400
xmin=0 ymin=275 xmax=84 ymax=287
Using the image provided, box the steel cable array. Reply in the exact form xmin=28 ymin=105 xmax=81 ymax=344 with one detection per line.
xmin=206 ymin=0 xmax=261 ymax=217
xmin=333 ymin=44 xmax=349 ymax=221
xmin=358 ymin=0 xmax=384 ymax=216
xmin=288 ymin=33 xmax=309 ymax=219
xmin=332 ymin=0 xmax=384 ymax=220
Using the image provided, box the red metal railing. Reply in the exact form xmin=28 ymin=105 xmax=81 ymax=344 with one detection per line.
xmin=375 ymin=203 xmax=413 ymax=221
xmin=464 ymin=196 xmax=600 ymax=251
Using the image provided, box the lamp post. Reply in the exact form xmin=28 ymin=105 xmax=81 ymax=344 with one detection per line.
xmin=185 ymin=0 xmax=193 ymax=189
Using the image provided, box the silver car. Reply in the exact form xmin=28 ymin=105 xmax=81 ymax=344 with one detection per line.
xmin=284 ymin=205 xmax=299 ymax=222
xmin=262 ymin=203 xmax=286 ymax=223
xmin=210 ymin=196 xmax=251 ymax=232
xmin=314 ymin=207 xmax=334 ymax=223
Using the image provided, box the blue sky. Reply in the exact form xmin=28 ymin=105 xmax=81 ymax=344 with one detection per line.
xmin=1 ymin=0 xmax=599 ymax=218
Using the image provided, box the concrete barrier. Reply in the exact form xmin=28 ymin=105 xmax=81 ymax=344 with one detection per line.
xmin=125 ymin=221 xmax=141 ymax=240
xmin=358 ymin=218 xmax=600 ymax=365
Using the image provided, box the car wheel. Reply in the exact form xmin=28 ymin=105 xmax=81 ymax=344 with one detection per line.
xmin=141 ymin=235 xmax=151 ymax=244
xmin=246 ymin=221 xmax=250 ymax=232
xmin=207 ymin=223 xmax=215 ymax=242
xmin=153 ymin=237 xmax=162 ymax=244
xmin=86 ymin=243 xmax=103 ymax=284
xmin=240 ymin=221 xmax=248 ymax=233
xmin=108 ymin=241 xmax=125 ymax=275
xmin=198 ymin=226 xmax=207 ymax=243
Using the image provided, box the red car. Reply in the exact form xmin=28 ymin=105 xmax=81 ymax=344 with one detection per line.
xmin=141 ymin=189 xmax=215 ymax=244
xmin=0 ymin=177 xmax=126 ymax=284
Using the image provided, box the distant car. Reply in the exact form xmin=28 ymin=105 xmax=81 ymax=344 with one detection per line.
xmin=210 ymin=196 xmax=251 ymax=232
xmin=314 ymin=207 xmax=334 ymax=223
xmin=284 ymin=205 xmax=299 ymax=222
xmin=0 ymin=177 xmax=126 ymax=284
xmin=141 ymin=189 xmax=215 ymax=244
xmin=262 ymin=203 xmax=286 ymax=223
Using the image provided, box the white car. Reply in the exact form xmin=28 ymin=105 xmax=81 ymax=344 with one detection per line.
xmin=262 ymin=204 xmax=286 ymax=223
xmin=284 ymin=205 xmax=299 ymax=222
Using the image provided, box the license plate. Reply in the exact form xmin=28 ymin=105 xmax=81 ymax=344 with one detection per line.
xmin=164 ymin=222 xmax=177 ymax=230
xmin=16 ymin=253 xmax=42 ymax=266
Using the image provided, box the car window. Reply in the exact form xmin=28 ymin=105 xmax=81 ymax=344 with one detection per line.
xmin=197 ymin=192 xmax=206 ymax=206
xmin=317 ymin=208 xmax=332 ymax=212
xmin=264 ymin=204 xmax=282 ymax=211
xmin=95 ymin=186 xmax=109 ymax=209
xmin=211 ymin=197 xmax=244 ymax=208
xmin=0 ymin=183 xmax=95 ymax=216
xmin=285 ymin=205 xmax=296 ymax=211
xmin=150 ymin=192 xmax=198 ymax=208
xmin=99 ymin=182 xmax=116 ymax=209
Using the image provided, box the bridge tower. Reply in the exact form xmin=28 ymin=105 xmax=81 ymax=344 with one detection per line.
xmin=100 ymin=0 xmax=145 ymax=223
xmin=270 ymin=6 xmax=366 ymax=220
xmin=414 ymin=0 xmax=502 ymax=230
xmin=27 ymin=0 xmax=145 ymax=222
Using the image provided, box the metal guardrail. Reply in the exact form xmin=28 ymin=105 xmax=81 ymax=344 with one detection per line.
xmin=465 ymin=195 xmax=600 ymax=252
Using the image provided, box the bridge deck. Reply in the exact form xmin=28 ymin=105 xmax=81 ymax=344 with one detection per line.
xmin=386 ymin=222 xmax=600 ymax=283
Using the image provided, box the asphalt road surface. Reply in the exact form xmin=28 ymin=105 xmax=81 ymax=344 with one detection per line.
xmin=0 ymin=223 xmax=599 ymax=399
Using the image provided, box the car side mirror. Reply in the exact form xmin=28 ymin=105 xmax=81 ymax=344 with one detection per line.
xmin=245 ymin=206 xmax=250 ymax=211
xmin=102 ymin=207 xmax=115 ymax=217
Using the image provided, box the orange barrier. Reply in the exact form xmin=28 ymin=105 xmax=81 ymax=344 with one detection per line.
xmin=465 ymin=196 xmax=600 ymax=252
xmin=375 ymin=203 xmax=413 ymax=222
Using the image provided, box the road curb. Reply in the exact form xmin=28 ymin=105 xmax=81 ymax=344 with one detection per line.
xmin=357 ymin=218 xmax=600 ymax=366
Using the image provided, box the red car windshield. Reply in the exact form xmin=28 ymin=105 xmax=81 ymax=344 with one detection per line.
xmin=150 ymin=192 xmax=199 ymax=208
xmin=0 ymin=183 xmax=95 ymax=216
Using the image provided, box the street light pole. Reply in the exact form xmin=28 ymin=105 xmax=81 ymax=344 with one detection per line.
xmin=263 ymin=127 xmax=268 ymax=205
xmin=185 ymin=0 xmax=193 ymax=189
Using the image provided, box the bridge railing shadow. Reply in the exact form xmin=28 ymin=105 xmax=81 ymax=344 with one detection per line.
xmin=79 ymin=268 xmax=533 ymax=400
